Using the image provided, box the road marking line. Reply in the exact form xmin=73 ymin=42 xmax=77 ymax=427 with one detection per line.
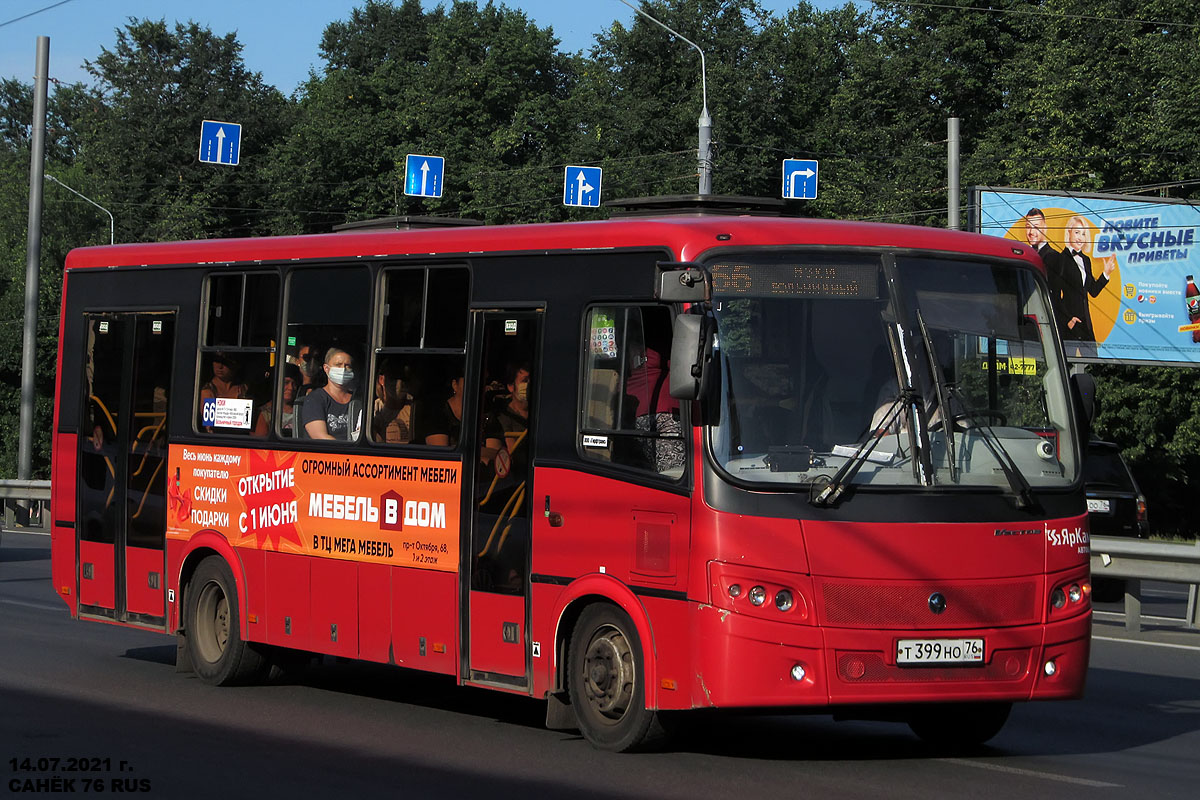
xmin=1093 ymin=635 xmax=1200 ymax=652
xmin=941 ymin=758 xmax=1121 ymax=788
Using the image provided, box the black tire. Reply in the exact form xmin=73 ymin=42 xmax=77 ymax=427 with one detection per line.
xmin=907 ymin=702 xmax=1012 ymax=749
xmin=567 ymin=604 xmax=665 ymax=752
xmin=185 ymin=556 xmax=266 ymax=686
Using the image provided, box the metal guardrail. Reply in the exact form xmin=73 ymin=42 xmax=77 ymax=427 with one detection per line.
xmin=1090 ymin=535 xmax=1200 ymax=632
xmin=0 ymin=479 xmax=52 ymax=534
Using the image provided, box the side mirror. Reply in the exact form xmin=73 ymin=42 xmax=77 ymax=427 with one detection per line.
xmin=670 ymin=314 xmax=714 ymax=400
xmin=656 ymin=262 xmax=711 ymax=303
xmin=1070 ymin=372 xmax=1096 ymax=441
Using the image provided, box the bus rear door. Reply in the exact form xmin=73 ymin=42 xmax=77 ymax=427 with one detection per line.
xmin=76 ymin=312 xmax=175 ymax=628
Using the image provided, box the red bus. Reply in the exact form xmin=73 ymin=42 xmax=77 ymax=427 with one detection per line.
xmin=50 ymin=201 xmax=1094 ymax=751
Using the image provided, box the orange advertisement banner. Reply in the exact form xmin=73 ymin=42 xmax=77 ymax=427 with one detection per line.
xmin=166 ymin=445 xmax=461 ymax=571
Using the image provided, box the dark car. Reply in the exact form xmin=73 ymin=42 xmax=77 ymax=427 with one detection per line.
xmin=1083 ymin=441 xmax=1149 ymax=539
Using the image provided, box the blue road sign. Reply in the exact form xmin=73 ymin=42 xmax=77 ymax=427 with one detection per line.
xmin=782 ymin=159 xmax=819 ymax=200
xmin=198 ymin=120 xmax=242 ymax=166
xmin=563 ymin=166 xmax=603 ymax=208
xmin=405 ymin=154 xmax=445 ymax=198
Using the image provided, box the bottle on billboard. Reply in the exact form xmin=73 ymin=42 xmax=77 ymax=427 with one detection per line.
xmin=1188 ymin=275 xmax=1200 ymax=343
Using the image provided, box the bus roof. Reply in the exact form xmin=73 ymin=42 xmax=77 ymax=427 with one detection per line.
xmin=63 ymin=215 xmax=1042 ymax=272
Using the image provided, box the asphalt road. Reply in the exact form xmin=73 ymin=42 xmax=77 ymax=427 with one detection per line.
xmin=3 ymin=530 xmax=1198 ymax=799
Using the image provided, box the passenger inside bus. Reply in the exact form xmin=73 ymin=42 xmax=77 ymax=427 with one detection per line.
xmin=421 ymin=371 xmax=504 ymax=461
xmin=291 ymin=341 xmax=319 ymax=400
xmin=254 ymin=363 xmax=301 ymax=437
xmin=625 ymin=326 xmax=684 ymax=474
xmin=198 ymin=352 xmax=250 ymax=435
xmin=474 ymin=361 xmax=532 ymax=593
xmin=301 ymin=347 xmax=362 ymax=441
xmin=490 ymin=362 xmax=531 ymax=479
xmin=371 ymin=359 xmax=414 ymax=444
xmin=420 ymin=373 xmax=465 ymax=447
xmin=199 ymin=352 xmax=248 ymax=401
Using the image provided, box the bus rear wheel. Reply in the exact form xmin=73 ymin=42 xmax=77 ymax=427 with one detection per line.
xmin=186 ymin=556 xmax=266 ymax=686
xmin=568 ymin=604 xmax=664 ymax=752
xmin=907 ymin=701 xmax=1012 ymax=748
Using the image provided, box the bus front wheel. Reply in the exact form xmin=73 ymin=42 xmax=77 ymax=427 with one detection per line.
xmin=185 ymin=556 xmax=266 ymax=686
xmin=567 ymin=604 xmax=664 ymax=752
xmin=907 ymin=701 xmax=1012 ymax=748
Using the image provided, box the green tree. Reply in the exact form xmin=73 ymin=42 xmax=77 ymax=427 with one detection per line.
xmin=76 ymin=18 xmax=292 ymax=241
xmin=578 ymin=0 xmax=783 ymax=201
xmin=263 ymin=0 xmax=577 ymax=230
xmin=0 ymin=82 xmax=109 ymax=477
xmin=1092 ymin=365 xmax=1200 ymax=537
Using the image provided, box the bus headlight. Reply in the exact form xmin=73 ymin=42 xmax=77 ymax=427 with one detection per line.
xmin=748 ymin=585 xmax=767 ymax=606
xmin=775 ymin=590 xmax=794 ymax=612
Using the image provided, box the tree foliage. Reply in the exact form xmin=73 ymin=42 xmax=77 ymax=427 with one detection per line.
xmin=76 ymin=18 xmax=291 ymax=241
xmin=262 ymin=0 xmax=576 ymax=230
xmin=1 ymin=0 xmax=1199 ymax=534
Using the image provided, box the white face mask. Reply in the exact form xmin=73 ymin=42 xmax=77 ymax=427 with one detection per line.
xmin=327 ymin=366 xmax=355 ymax=386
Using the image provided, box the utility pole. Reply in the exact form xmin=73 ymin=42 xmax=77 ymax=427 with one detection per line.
xmin=947 ymin=117 xmax=961 ymax=230
xmin=618 ymin=1 xmax=712 ymax=194
xmin=19 ymin=36 xmax=49 ymax=481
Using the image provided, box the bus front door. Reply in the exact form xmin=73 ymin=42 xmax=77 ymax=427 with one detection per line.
xmin=76 ymin=312 xmax=175 ymax=628
xmin=465 ymin=310 xmax=542 ymax=689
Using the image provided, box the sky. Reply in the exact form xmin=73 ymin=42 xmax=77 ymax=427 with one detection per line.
xmin=0 ymin=0 xmax=818 ymax=95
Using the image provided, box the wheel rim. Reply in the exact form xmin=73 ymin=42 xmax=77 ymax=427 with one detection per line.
xmin=194 ymin=580 xmax=230 ymax=665
xmin=581 ymin=624 xmax=636 ymax=722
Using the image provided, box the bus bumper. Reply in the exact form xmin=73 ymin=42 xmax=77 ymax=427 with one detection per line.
xmin=688 ymin=602 xmax=1090 ymax=709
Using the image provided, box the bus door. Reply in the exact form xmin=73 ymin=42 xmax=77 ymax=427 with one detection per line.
xmin=77 ymin=312 xmax=175 ymax=627
xmin=464 ymin=310 xmax=542 ymax=688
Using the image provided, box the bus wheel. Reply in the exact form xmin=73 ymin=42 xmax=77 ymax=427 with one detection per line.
xmin=186 ymin=556 xmax=266 ymax=686
xmin=907 ymin=702 xmax=1012 ymax=748
xmin=568 ymin=604 xmax=664 ymax=752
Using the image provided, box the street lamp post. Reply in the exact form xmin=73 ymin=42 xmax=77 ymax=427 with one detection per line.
xmin=617 ymin=1 xmax=712 ymax=195
xmin=45 ymin=174 xmax=115 ymax=245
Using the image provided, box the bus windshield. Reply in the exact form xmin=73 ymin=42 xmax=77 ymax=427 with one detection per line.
xmin=708 ymin=251 xmax=1078 ymax=492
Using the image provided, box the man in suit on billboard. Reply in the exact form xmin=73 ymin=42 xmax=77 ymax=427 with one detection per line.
xmin=1023 ymin=208 xmax=1062 ymax=273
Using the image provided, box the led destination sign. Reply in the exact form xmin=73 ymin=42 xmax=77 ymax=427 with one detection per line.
xmin=712 ymin=261 xmax=879 ymax=299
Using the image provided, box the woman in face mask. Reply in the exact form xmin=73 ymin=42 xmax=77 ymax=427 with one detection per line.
xmin=302 ymin=347 xmax=361 ymax=440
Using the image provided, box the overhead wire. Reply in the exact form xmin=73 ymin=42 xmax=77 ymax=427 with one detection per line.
xmin=0 ymin=0 xmax=76 ymax=29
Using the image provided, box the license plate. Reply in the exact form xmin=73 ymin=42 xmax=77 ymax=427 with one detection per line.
xmin=1087 ymin=498 xmax=1111 ymax=513
xmin=897 ymin=638 xmax=984 ymax=665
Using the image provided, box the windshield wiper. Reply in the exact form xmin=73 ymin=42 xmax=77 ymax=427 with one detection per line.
xmin=946 ymin=386 xmax=1037 ymax=510
xmin=811 ymin=397 xmax=905 ymax=507
xmin=915 ymin=310 xmax=958 ymax=483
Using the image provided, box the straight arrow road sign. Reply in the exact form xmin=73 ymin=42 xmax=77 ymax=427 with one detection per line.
xmin=198 ymin=120 xmax=242 ymax=165
xmin=405 ymin=154 xmax=445 ymax=198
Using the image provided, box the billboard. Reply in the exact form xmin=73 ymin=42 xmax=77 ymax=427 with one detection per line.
xmin=167 ymin=445 xmax=462 ymax=571
xmin=973 ymin=187 xmax=1200 ymax=366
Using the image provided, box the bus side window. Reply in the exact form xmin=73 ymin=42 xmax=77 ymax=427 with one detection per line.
xmin=374 ymin=266 xmax=469 ymax=448
xmin=580 ymin=305 xmax=685 ymax=478
xmin=285 ymin=267 xmax=370 ymax=443
xmin=197 ymin=272 xmax=279 ymax=437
